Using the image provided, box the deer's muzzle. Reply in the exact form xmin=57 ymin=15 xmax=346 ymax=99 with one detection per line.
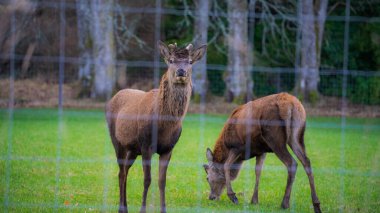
xmin=176 ymin=69 xmax=186 ymax=77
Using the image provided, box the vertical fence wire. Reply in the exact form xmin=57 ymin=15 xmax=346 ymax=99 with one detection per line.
xmin=245 ymin=0 xmax=257 ymax=211
xmin=290 ymin=1 xmax=304 ymax=211
xmin=152 ymin=0 xmax=162 ymax=153
xmin=340 ymin=0 xmax=351 ymax=212
xmin=196 ymin=79 xmax=207 ymax=210
xmin=151 ymin=0 xmax=162 ymax=211
xmin=195 ymin=1 xmax=211 ymax=211
xmin=154 ymin=0 xmax=162 ymax=90
xmin=102 ymin=1 xmax=112 ymax=210
xmin=294 ymin=0 xmax=303 ymax=98
xmin=3 ymin=10 xmax=16 ymax=213
xmin=196 ymin=36 xmax=207 ymax=213
xmin=54 ymin=0 xmax=66 ymax=210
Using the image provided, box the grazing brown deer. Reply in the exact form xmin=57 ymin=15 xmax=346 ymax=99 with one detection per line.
xmin=203 ymin=92 xmax=321 ymax=213
xmin=106 ymin=41 xmax=207 ymax=213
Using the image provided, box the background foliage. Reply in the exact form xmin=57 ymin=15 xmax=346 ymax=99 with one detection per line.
xmin=0 ymin=0 xmax=379 ymax=104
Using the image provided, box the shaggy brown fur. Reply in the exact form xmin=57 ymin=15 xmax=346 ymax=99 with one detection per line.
xmin=204 ymin=92 xmax=321 ymax=213
xmin=106 ymin=41 xmax=206 ymax=213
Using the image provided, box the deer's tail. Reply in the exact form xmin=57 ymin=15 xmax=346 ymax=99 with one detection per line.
xmin=276 ymin=93 xmax=306 ymax=149
xmin=285 ymin=102 xmax=306 ymax=153
xmin=298 ymin=122 xmax=306 ymax=152
xmin=284 ymin=106 xmax=293 ymax=145
xmin=284 ymin=102 xmax=306 ymax=151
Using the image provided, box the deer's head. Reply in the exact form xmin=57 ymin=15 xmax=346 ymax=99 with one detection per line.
xmin=158 ymin=41 xmax=207 ymax=85
xmin=203 ymin=148 xmax=226 ymax=200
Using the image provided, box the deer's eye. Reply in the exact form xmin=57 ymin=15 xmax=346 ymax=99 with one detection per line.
xmin=169 ymin=59 xmax=174 ymax=64
xmin=189 ymin=60 xmax=193 ymax=64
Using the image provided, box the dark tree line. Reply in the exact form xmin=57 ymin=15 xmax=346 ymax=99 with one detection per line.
xmin=0 ymin=0 xmax=379 ymax=104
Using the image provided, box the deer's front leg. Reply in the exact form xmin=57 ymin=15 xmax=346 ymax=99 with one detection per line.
xmin=158 ymin=151 xmax=172 ymax=213
xmin=224 ymin=151 xmax=239 ymax=204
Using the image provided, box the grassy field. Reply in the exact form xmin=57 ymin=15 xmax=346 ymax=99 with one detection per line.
xmin=0 ymin=109 xmax=379 ymax=212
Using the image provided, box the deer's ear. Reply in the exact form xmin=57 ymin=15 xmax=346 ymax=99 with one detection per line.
xmin=203 ymin=164 xmax=209 ymax=174
xmin=191 ymin=44 xmax=207 ymax=63
xmin=158 ymin=40 xmax=171 ymax=60
xmin=206 ymin=148 xmax=213 ymax=162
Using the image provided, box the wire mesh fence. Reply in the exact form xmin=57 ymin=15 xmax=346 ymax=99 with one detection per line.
xmin=1 ymin=0 xmax=379 ymax=212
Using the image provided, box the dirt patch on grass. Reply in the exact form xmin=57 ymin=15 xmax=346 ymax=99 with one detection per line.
xmin=0 ymin=79 xmax=379 ymax=118
xmin=301 ymin=96 xmax=380 ymax=118
xmin=0 ymin=79 xmax=80 ymax=107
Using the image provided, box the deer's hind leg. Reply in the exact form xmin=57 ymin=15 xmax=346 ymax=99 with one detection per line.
xmin=288 ymin=125 xmax=321 ymax=213
xmin=108 ymin=121 xmax=136 ymax=213
xmin=116 ymin=145 xmax=137 ymax=213
xmin=261 ymin=132 xmax=297 ymax=209
xmin=251 ymin=153 xmax=266 ymax=204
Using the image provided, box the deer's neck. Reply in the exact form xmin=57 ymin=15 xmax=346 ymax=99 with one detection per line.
xmin=157 ymin=74 xmax=192 ymax=122
xmin=213 ymin=122 xmax=234 ymax=163
xmin=213 ymin=137 xmax=229 ymax=164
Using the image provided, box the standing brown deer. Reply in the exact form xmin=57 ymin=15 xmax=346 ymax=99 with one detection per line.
xmin=203 ymin=92 xmax=321 ymax=213
xmin=106 ymin=41 xmax=207 ymax=213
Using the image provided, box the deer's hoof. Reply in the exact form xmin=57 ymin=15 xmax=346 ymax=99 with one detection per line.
xmin=281 ymin=201 xmax=290 ymax=209
xmin=228 ymin=193 xmax=238 ymax=204
xmin=313 ymin=202 xmax=322 ymax=213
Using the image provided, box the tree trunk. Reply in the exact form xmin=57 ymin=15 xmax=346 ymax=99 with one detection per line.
xmin=295 ymin=0 xmax=328 ymax=103
xmin=76 ymin=0 xmax=93 ymax=97
xmin=90 ymin=0 xmax=116 ymax=100
xmin=315 ymin=0 xmax=328 ymax=66
xmin=0 ymin=1 xmax=35 ymax=66
xmin=21 ymin=42 xmax=36 ymax=77
xmin=225 ymin=0 xmax=253 ymax=104
xmin=248 ymin=0 xmax=256 ymax=95
xmin=192 ymin=0 xmax=210 ymax=103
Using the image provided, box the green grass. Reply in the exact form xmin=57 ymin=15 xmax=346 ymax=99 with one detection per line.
xmin=0 ymin=109 xmax=379 ymax=212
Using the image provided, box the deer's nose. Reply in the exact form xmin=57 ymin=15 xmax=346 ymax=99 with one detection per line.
xmin=176 ymin=69 xmax=186 ymax=77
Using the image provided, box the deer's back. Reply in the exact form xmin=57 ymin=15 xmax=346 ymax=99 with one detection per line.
xmin=246 ymin=92 xmax=306 ymax=122
xmin=107 ymin=89 xmax=146 ymax=115
xmin=220 ymin=93 xmax=305 ymax=157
